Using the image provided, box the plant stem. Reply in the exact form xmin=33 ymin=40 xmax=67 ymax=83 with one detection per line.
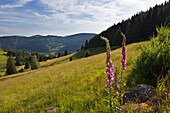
xmin=109 ymin=75 xmax=112 ymax=113
xmin=120 ymin=69 xmax=123 ymax=105
xmin=121 ymin=69 xmax=123 ymax=81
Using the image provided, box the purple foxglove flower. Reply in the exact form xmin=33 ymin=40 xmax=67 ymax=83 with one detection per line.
xmin=121 ymin=32 xmax=127 ymax=71
xmin=101 ymin=36 xmax=114 ymax=87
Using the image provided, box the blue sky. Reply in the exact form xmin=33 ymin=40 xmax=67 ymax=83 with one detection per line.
xmin=0 ymin=0 xmax=168 ymax=36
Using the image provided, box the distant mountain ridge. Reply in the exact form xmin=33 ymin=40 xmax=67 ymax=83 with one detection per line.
xmin=0 ymin=33 xmax=96 ymax=55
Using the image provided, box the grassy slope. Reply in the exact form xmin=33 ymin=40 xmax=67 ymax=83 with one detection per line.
xmin=0 ymin=49 xmax=8 ymax=76
xmin=0 ymin=54 xmax=73 ymax=81
xmin=0 ymin=41 xmax=148 ymax=112
xmin=72 ymin=46 xmax=120 ymax=59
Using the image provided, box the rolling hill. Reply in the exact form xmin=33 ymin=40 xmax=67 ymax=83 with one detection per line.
xmin=0 ymin=33 xmax=96 ymax=55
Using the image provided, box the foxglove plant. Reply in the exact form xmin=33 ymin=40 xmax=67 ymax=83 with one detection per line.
xmin=101 ymin=33 xmax=127 ymax=112
xmin=100 ymin=36 xmax=114 ymax=112
xmin=117 ymin=32 xmax=127 ymax=106
xmin=101 ymin=36 xmax=114 ymax=87
xmin=120 ymin=32 xmax=127 ymax=80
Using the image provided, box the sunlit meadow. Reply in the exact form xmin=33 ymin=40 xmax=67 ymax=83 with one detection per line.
xmin=0 ymin=41 xmax=148 ymax=112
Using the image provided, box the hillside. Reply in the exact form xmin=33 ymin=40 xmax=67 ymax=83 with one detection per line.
xmin=0 ymin=33 xmax=96 ymax=55
xmin=0 ymin=41 xmax=148 ymax=112
xmin=86 ymin=1 xmax=170 ymax=48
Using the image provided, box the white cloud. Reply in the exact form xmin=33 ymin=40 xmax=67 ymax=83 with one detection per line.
xmin=39 ymin=0 xmax=168 ymax=21
xmin=0 ymin=0 xmax=33 ymax=9
xmin=33 ymin=12 xmax=50 ymax=19
xmin=36 ymin=0 xmax=168 ymax=35
xmin=0 ymin=0 xmax=168 ymax=36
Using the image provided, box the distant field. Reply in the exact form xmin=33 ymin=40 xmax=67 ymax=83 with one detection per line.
xmin=0 ymin=41 xmax=149 ymax=112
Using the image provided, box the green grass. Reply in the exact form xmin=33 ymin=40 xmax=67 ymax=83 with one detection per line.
xmin=72 ymin=46 xmax=120 ymax=59
xmin=0 ymin=41 xmax=148 ymax=112
xmin=40 ymin=53 xmax=73 ymax=68
xmin=0 ymin=48 xmax=3 ymax=53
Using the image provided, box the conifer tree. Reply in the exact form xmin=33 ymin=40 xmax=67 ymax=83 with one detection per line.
xmin=30 ymin=55 xmax=39 ymax=70
xmin=64 ymin=50 xmax=68 ymax=56
xmin=6 ymin=55 xmax=17 ymax=75
xmin=57 ymin=52 xmax=62 ymax=58
xmin=24 ymin=58 xmax=30 ymax=69
xmin=81 ymin=45 xmax=84 ymax=50
xmin=85 ymin=40 xmax=89 ymax=50
xmin=15 ymin=53 xmax=23 ymax=66
xmin=38 ymin=56 xmax=44 ymax=62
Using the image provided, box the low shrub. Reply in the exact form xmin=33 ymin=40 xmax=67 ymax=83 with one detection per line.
xmin=127 ymin=26 xmax=170 ymax=87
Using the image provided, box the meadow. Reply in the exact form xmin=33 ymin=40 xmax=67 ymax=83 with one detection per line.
xmin=0 ymin=41 xmax=148 ymax=112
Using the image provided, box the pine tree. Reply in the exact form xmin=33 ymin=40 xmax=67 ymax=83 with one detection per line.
xmin=30 ymin=55 xmax=39 ymax=70
xmin=81 ymin=45 xmax=84 ymax=50
xmin=15 ymin=53 xmax=23 ymax=66
xmin=39 ymin=56 xmax=44 ymax=62
xmin=57 ymin=52 xmax=62 ymax=58
xmin=85 ymin=40 xmax=89 ymax=50
xmin=24 ymin=58 xmax=30 ymax=69
xmin=64 ymin=50 xmax=68 ymax=56
xmin=6 ymin=55 xmax=17 ymax=75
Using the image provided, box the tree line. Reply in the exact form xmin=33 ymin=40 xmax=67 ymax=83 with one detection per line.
xmin=5 ymin=50 xmax=55 ymax=75
xmin=4 ymin=49 xmax=71 ymax=75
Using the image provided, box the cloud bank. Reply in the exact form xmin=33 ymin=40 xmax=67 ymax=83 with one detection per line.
xmin=0 ymin=0 xmax=168 ymax=36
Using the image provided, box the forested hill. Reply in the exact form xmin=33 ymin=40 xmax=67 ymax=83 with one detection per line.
xmin=0 ymin=33 xmax=96 ymax=55
xmin=87 ymin=1 xmax=170 ymax=48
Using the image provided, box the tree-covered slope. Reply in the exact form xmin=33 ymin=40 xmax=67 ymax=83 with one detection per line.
xmin=87 ymin=1 xmax=170 ymax=48
xmin=0 ymin=33 xmax=96 ymax=54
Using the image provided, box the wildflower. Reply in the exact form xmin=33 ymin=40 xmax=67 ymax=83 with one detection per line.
xmin=121 ymin=32 xmax=127 ymax=71
xmin=100 ymin=36 xmax=114 ymax=87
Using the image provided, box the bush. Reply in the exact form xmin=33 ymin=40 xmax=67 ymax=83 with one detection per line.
xmin=19 ymin=68 xmax=24 ymax=73
xmin=128 ymin=26 xmax=170 ymax=87
xmin=70 ymin=57 xmax=72 ymax=61
xmin=84 ymin=50 xmax=91 ymax=57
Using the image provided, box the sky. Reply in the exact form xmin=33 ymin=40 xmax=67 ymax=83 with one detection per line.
xmin=0 ymin=0 xmax=168 ymax=36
